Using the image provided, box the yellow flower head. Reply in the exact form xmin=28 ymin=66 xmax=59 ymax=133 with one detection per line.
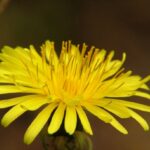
xmin=0 ymin=41 xmax=150 ymax=144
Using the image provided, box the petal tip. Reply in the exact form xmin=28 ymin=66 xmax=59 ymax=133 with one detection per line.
xmin=123 ymin=130 xmax=128 ymax=135
xmin=47 ymin=127 xmax=56 ymax=135
xmin=23 ymin=137 xmax=31 ymax=145
xmin=66 ymin=130 xmax=74 ymax=135
xmin=1 ymin=119 xmax=8 ymax=127
xmin=144 ymin=126 xmax=149 ymax=131
xmin=86 ymin=129 xmax=93 ymax=135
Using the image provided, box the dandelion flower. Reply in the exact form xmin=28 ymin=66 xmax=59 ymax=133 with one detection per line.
xmin=0 ymin=41 xmax=150 ymax=145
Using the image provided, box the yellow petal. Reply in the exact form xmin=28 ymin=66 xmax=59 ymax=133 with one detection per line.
xmin=45 ymin=41 xmax=58 ymax=66
xmin=1 ymin=46 xmax=29 ymax=63
xmin=0 ymin=63 xmax=27 ymax=76
xmin=0 ymin=95 xmax=43 ymax=108
xmin=0 ymin=85 xmax=44 ymax=94
xmin=48 ymin=103 xmax=66 ymax=134
xmin=2 ymin=46 xmax=29 ymax=60
xmin=103 ymin=52 xmax=126 ymax=80
xmin=127 ymin=108 xmax=149 ymax=131
xmin=20 ymin=96 xmax=48 ymax=111
xmin=103 ymin=104 xmax=130 ymax=119
xmin=14 ymin=47 xmax=30 ymax=62
xmin=0 ymin=52 xmax=25 ymax=68
xmin=0 ymin=85 xmax=22 ymax=94
xmin=0 ymin=75 xmax=11 ymax=83
xmin=76 ymin=106 xmax=93 ymax=135
xmin=24 ymin=103 xmax=57 ymax=145
xmin=141 ymin=84 xmax=150 ymax=90
xmin=142 ymin=75 xmax=150 ymax=83
xmin=90 ymin=49 xmax=106 ymax=71
xmin=113 ymin=99 xmax=150 ymax=112
xmin=103 ymin=72 xmax=147 ymax=98
xmin=110 ymin=117 xmax=128 ymax=134
xmin=84 ymin=104 xmax=112 ymax=123
xmin=134 ymin=91 xmax=150 ymax=99
xmin=65 ymin=106 xmax=77 ymax=135
xmin=1 ymin=105 xmax=26 ymax=127
xmin=84 ymin=103 xmax=128 ymax=134
xmin=91 ymin=99 xmax=130 ymax=118
xmin=29 ymin=45 xmax=42 ymax=64
xmin=1 ymin=46 xmax=14 ymax=55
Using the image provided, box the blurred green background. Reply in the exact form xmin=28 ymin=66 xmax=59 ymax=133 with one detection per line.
xmin=0 ymin=0 xmax=150 ymax=150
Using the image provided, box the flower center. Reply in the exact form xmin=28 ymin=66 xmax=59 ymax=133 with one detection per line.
xmin=62 ymin=92 xmax=82 ymax=106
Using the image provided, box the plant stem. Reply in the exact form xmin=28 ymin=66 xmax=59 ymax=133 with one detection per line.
xmin=40 ymin=131 xmax=93 ymax=150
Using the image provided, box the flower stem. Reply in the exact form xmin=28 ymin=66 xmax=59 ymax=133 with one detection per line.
xmin=40 ymin=131 xmax=50 ymax=150
xmin=40 ymin=130 xmax=93 ymax=150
